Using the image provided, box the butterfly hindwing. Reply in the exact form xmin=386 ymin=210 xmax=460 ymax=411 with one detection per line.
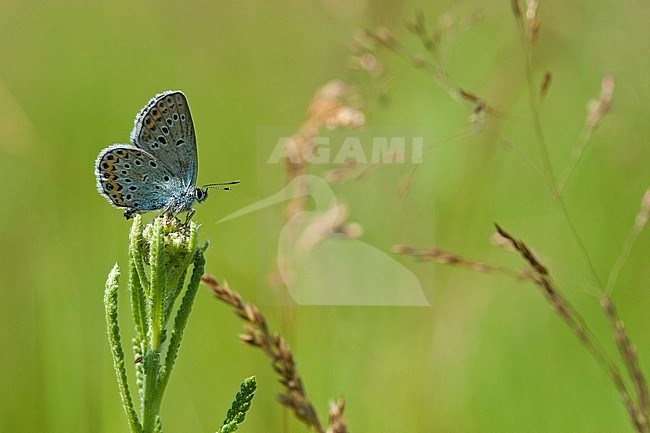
xmin=95 ymin=144 xmax=182 ymax=214
xmin=130 ymin=91 xmax=197 ymax=188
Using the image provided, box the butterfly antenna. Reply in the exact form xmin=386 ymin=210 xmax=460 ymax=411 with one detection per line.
xmin=202 ymin=180 xmax=240 ymax=191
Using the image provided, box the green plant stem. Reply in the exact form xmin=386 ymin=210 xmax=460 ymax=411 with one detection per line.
xmin=159 ymin=250 xmax=205 ymax=398
xmin=141 ymin=350 xmax=162 ymax=433
xmin=129 ymin=218 xmax=148 ymax=339
xmin=148 ymin=218 xmax=165 ymax=350
xmin=105 ymin=216 xmax=206 ymax=432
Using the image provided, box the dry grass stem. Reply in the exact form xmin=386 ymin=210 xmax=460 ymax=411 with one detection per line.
xmin=396 ymin=225 xmax=649 ymax=432
xmin=606 ymin=188 xmax=650 ymax=294
xmin=359 ymin=5 xmax=645 ymax=432
xmin=525 ymin=0 xmax=540 ymax=40
xmin=404 ymin=10 xmax=442 ymax=63
xmin=282 ymin=80 xmax=364 ymax=221
xmin=511 ymin=0 xmax=522 ymax=19
xmin=511 ymin=0 xmax=558 ymax=193
xmin=511 ymin=0 xmax=540 ymax=43
xmin=201 ymin=274 xmax=349 ymax=433
xmin=359 ymin=27 xmax=454 ymax=100
xmin=557 ymin=74 xmax=616 ymax=194
xmin=326 ymin=398 xmax=348 ymax=433
xmin=324 ymin=153 xmax=408 ymax=185
xmin=495 ymin=224 xmax=648 ymax=432
xmin=539 ymin=71 xmax=552 ymax=100
xmin=255 ymin=80 xmax=364 ymax=428
xmin=511 ymin=0 xmax=606 ymax=293
xmin=270 ymin=79 xmax=366 ymax=318
xmin=356 ymin=15 xmax=508 ymax=130
xmin=635 ymin=190 xmax=650 ymax=229
xmin=392 ymin=244 xmax=528 ymax=280
xmin=601 ymin=297 xmax=650 ymax=428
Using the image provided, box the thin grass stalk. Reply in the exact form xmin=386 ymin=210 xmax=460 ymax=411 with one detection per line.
xmin=395 ymin=224 xmax=649 ymax=432
xmin=496 ymin=224 xmax=647 ymax=433
xmin=606 ymin=188 xmax=650 ymax=294
xmin=602 ymin=297 xmax=650 ymax=428
xmin=509 ymin=3 xmax=606 ymax=291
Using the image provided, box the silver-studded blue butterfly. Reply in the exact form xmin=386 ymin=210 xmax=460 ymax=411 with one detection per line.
xmin=95 ymin=90 xmax=238 ymax=220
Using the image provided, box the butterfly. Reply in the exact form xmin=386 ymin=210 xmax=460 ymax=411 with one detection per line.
xmin=95 ymin=90 xmax=238 ymax=220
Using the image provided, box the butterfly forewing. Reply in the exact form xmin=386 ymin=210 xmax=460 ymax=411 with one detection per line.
xmin=130 ymin=91 xmax=197 ymax=187
xmin=95 ymin=144 xmax=181 ymax=213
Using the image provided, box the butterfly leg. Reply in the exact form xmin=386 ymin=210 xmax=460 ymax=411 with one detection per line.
xmin=184 ymin=209 xmax=196 ymax=224
xmin=124 ymin=208 xmax=137 ymax=220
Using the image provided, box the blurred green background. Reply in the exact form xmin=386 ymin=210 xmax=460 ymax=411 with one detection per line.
xmin=1 ymin=0 xmax=649 ymax=432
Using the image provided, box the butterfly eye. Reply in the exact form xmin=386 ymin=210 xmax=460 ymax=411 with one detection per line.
xmin=195 ymin=188 xmax=208 ymax=202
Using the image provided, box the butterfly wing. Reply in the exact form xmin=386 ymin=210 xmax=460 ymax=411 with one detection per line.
xmin=130 ymin=91 xmax=197 ymax=188
xmin=95 ymin=144 xmax=181 ymax=214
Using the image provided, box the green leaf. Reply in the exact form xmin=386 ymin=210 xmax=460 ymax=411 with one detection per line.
xmin=218 ymin=376 xmax=257 ymax=433
xmin=104 ymin=264 xmax=143 ymax=433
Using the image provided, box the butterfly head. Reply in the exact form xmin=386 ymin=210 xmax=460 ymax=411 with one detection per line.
xmin=195 ymin=187 xmax=209 ymax=203
xmin=195 ymin=180 xmax=241 ymax=204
